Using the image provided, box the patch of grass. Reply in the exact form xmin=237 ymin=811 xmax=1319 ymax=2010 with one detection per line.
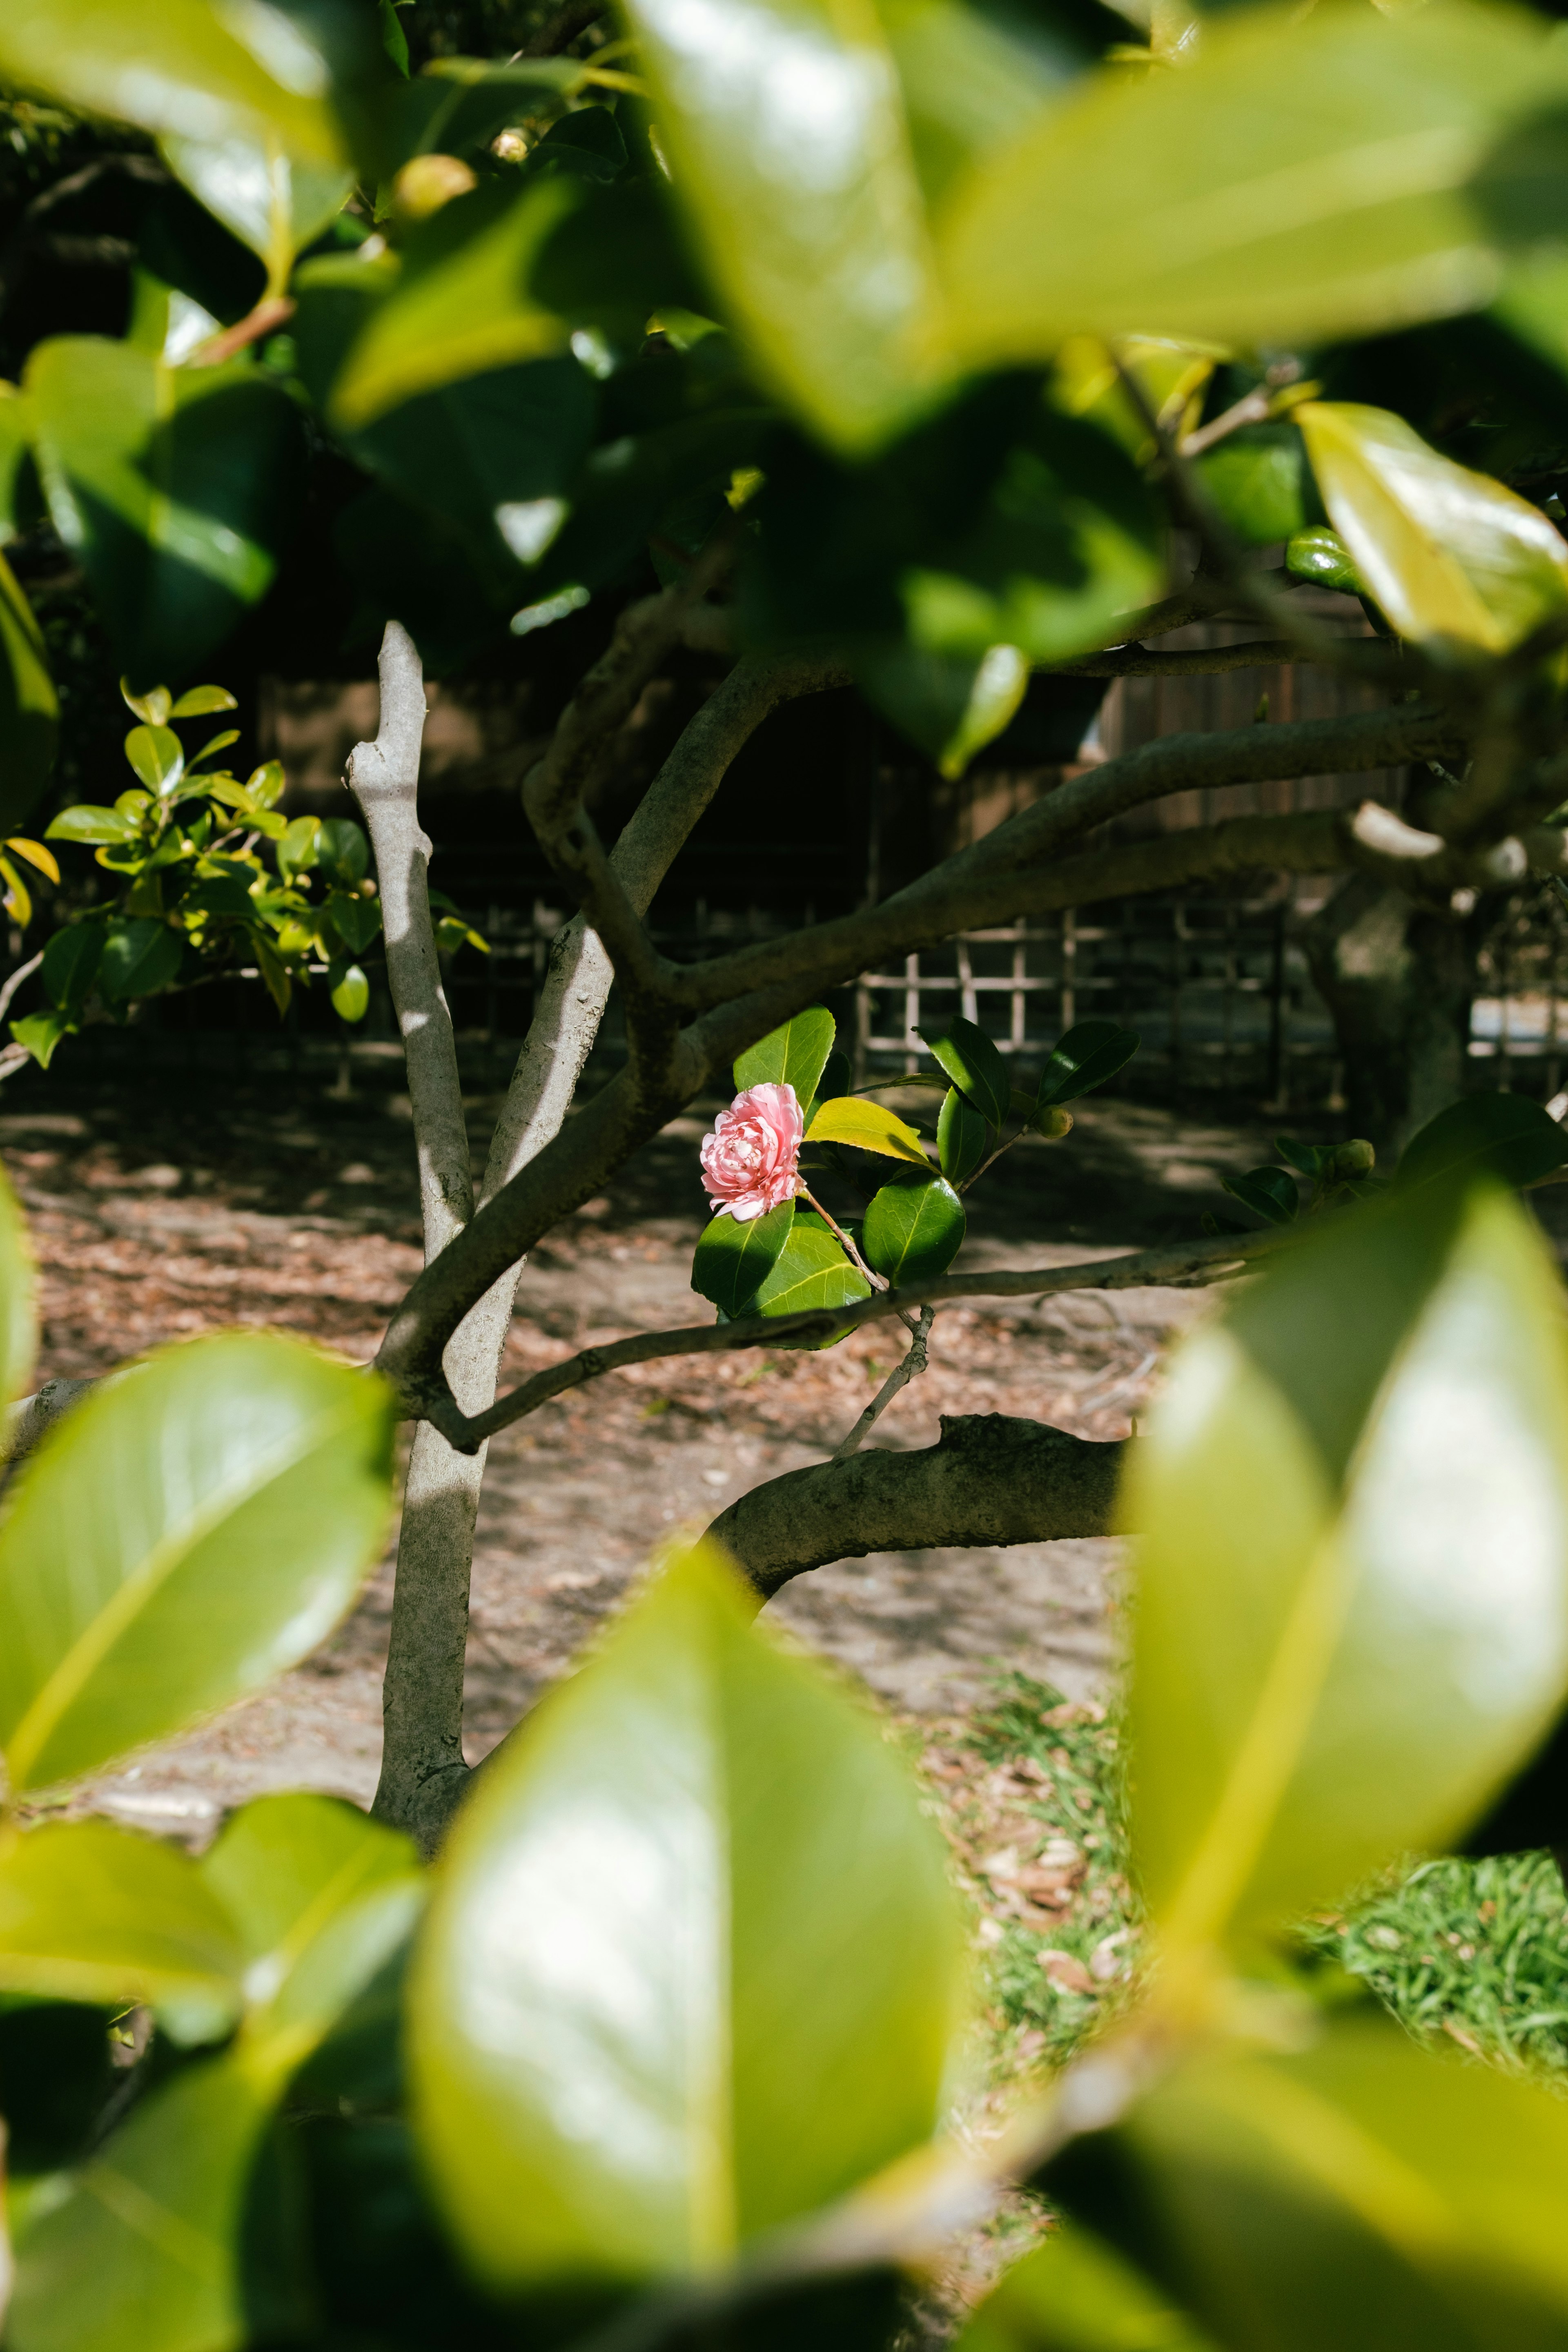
xmin=932 ymin=1673 xmax=1568 ymax=2089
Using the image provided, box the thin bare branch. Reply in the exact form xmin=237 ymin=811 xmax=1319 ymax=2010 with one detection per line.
xmin=828 ymin=1305 xmax=934 ymax=1462
xmin=1047 ymin=638 xmax=1390 ymax=680
xmin=0 ymin=953 xmax=42 ymax=1027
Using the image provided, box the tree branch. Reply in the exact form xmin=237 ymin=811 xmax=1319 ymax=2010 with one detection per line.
xmin=347 ymin=621 xmax=472 ymax=1257
xmin=1047 ymin=638 xmax=1390 ymax=681
xmin=709 ymin=1412 xmax=1125 ymax=1600
xmin=829 ymin=1306 xmax=934 ymax=1459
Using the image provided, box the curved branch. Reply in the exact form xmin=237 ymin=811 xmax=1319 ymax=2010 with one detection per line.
xmin=710 ymin=1413 xmax=1126 ymax=1600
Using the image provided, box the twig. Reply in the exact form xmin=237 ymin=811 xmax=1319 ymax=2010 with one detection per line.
xmin=0 ymin=952 xmax=42 ymax=1027
xmin=830 ymin=1306 xmax=934 ymax=1460
xmin=800 ymin=1186 xmax=889 ymax=1293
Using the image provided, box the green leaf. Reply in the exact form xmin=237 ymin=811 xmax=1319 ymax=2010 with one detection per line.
xmin=1285 ymin=524 xmax=1364 ymax=594
xmin=1220 ymin=1167 xmax=1301 ymax=1227
xmin=1296 ymin=401 xmax=1568 ymax=652
xmin=0 ymin=1155 xmax=36 ymax=1409
xmin=316 ymin=818 xmax=369 ymax=885
xmin=0 ymin=550 xmax=58 ymax=831
xmin=167 ymin=684 xmax=237 ymax=719
xmin=9 ymin=1010 xmax=73 ymax=1071
xmin=691 ymin=1199 xmax=796 ymax=1318
xmin=806 ymin=1096 xmax=931 ymax=1167
xmin=0 ymin=1819 xmax=242 ymax=2044
xmin=325 ymin=889 xmax=382 ymax=953
xmin=0 ymin=384 xmax=36 ymax=546
xmin=733 ymin=1006 xmax=836 ymax=1106
xmin=1398 ymin=1092 xmax=1568 ymax=1194
xmin=160 ymin=135 xmax=352 ymax=289
xmin=1197 ymin=423 xmax=1309 ymax=550
xmin=97 ymin=917 xmax=182 ymax=1004
xmin=1122 ymin=1180 xmax=1568 ymax=1957
xmin=1045 ymin=2013 xmax=1568 ymax=2352
xmin=920 ymin=1016 xmax=1011 ymax=1128
xmin=329 ymin=961 xmax=370 ymax=1023
xmin=1038 ymin=1020 xmax=1140 ymax=1106
xmin=0 ymin=1332 xmax=394 ymax=1791
xmin=938 ymin=1084 xmax=989 ymax=1185
xmin=43 ymin=804 xmax=138 ymax=846
xmin=25 ymin=336 xmax=306 ymax=690
xmin=619 ymin=0 xmax=945 ymax=452
xmin=122 ymin=723 xmax=184 ymax=795
xmin=858 ymin=639 xmax=1030 ymax=778
xmin=746 ymin=1211 xmax=873 ymax=1323
xmin=862 ymin=1174 xmax=966 ymax=1286
xmin=410 ymin=1538 xmax=967 ymax=2285
xmin=956 ymin=2218 xmax=1221 ymax=2352
xmin=7 ymin=2052 xmax=274 ymax=2352
xmin=939 ymin=2 xmax=1568 ymax=360
xmin=330 ymin=179 xmax=580 ymax=430
xmin=200 ymin=1793 xmax=423 ymax=2068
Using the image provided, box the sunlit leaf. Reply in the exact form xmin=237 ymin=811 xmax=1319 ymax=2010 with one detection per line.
xmin=0 ymin=1820 xmax=242 ymax=2044
xmin=122 ymin=724 xmax=184 ymax=795
xmin=691 ymin=1198 xmax=796 ymax=1317
xmin=862 ymin=1173 xmax=965 ymax=1285
xmin=733 ymin=1007 xmax=836 ymax=1105
xmin=0 ymin=552 xmax=57 ymax=833
xmin=1295 ymin=400 xmax=1568 ymax=652
xmin=956 ymin=2217 xmax=1221 ymax=2351
xmin=746 ymin=1211 xmax=872 ymax=1323
xmin=410 ymin=1539 xmax=967 ymax=2284
xmin=0 ymin=1333 xmax=394 ymax=1791
xmin=940 ymin=2 xmax=1566 ymax=360
xmin=806 ymin=1096 xmax=931 ymax=1167
xmin=1123 ymin=1180 xmax=1568 ymax=1957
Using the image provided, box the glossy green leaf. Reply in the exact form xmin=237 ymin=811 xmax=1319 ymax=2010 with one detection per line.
xmin=747 ymin=1212 xmax=873 ymax=1321
xmin=806 ymin=1096 xmax=931 ymax=1168
xmin=1046 ymin=2013 xmax=1568 ymax=2352
xmin=691 ymin=1199 xmax=796 ymax=1317
xmin=1197 ymin=424 xmax=1309 ymax=550
xmin=201 ymin=1794 xmax=423 ymax=2069
xmin=1398 ymin=1092 xmax=1568 ymax=1195
xmin=0 ymin=384 xmax=34 ymax=545
xmin=1038 ymin=1020 xmax=1140 ymax=1106
xmin=621 ymin=0 xmax=944 ymax=453
xmin=0 ymin=1820 xmax=242 ymax=2044
xmin=168 ymin=684 xmax=237 ymax=719
xmin=7 ymin=2051 xmax=273 ymax=2352
xmin=879 ymin=0 xmax=1070 ymax=213
xmin=940 ymin=2 xmax=1565 ymax=361
xmin=160 ymin=134 xmax=351 ymax=288
xmin=1285 ymin=525 xmax=1364 ymax=595
xmin=1296 ymin=401 xmax=1568 ymax=652
xmin=863 ymin=1174 xmax=965 ymax=1286
xmin=733 ymin=1006 xmax=836 ymax=1105
xmin=921 ymin=1016 xmax=1011 ymax=1127
xmin=97 ymin=918 xmax=183 ymax=1004
xmin=1220 ymin=1166 xmax=1300 ymax=1227
xmin=25 ymin=337 xmax=306 ymax=690
xmin=43 ymin=804 xmax=137 ymax=846
xmin=0 ymin=0 xmax=350 ymax=173
xmin=9 ymin=1011 xmax=73 ymax=1071
xmin=0 ymin=1155 xmax=36 ymax=1413
xmin=0 ymin=1332 xmax=394 ymax=1791
xmin=325 ymin=890 xmax=381 ymax=953
xmin=329 ymin=962 xmax=370 ymax=1023
xmin=316 ymin=819 xmax=369 ymax=885
xmin=0 ymin=550 xmax=56 ymax=833
xmin=122 ymin=724 xmax=184 ymax=795
xmin=410 ymin=1537 xmax=967 ymax=2285
xmin=956 ymin=2219 xmax=1220 ymax=2352
xmin=938 ymin=1083 xmax=989 ymax=1185
xmin=330 ymin=180 xmax=579 ymax=429
xmin=1122 ymin=1180 xmax=1568 ymax=1956
xmin=855 ymin=640 xmax=1029 ymax=778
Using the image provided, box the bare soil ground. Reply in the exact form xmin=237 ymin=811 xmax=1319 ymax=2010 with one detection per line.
xmin=1 ymin=1051 xmax=1331 ymax=1832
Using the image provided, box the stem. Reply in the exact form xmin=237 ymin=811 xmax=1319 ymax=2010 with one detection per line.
xmin=829 ymin=1306 xmax=934 ymax=1461
xmin=800 ymin=1186 xmax=888 ymax=1292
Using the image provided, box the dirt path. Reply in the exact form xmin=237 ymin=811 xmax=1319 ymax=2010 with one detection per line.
xmin=3 ymin=1057 xmax=1296 ymax=1833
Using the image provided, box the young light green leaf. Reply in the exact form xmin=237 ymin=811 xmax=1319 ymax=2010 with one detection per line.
xmin=621 ymin=0 xmax=947 ymax=453
xmin=805 ymin=1097 xmax=931 ymax=1167
xmin=1123 ymin=1181 xmax=1568 ymax=1956
xmin=160 ymin=135 xmax=351 ymax=288
xmin=329 ymin=962 xmax=370 ymax=1023
xmin=1295 ymin=401 xmax=1568 ymax=652
xmin=1045 ymin=2013 xmax=1568 ymax=2352
xmin=691 ymin=1199 xmax=796 ymax=1318
xmin=862 ymin=1174 xmax=965 ymax=1287
xmin=956 ymin=2218 xmax=1221 ymax=2352
xmin=25 ymin=338 xmax=305 ymax=688
xmin=0 ymin=1333 xmax=394 ymax=1792
xmin=44 ymin=804 xmax=138 ymax=846
xmin=0 ymin=1820 xmax=242 ymax=2045
xmin=733 ymin=1006 xmax=835 ymax=1106
xmin=939 ymin=2 xmax=1566 ymax=361
xmin=1038 ymin=1021 xmax=1140 ymax=1107
xmin=0 ymin=1156 xmax=36 ymax=1410
xmin=200 ymin=1794 xmax=423 ymax=2070
xmin=0 ymin=551 xmax=57 ymax=831
xmin=410 ymin=1538 xmax=967 ymax=2285
xmin=7 ymin=2053 xmax=275 ymax=2352
xmin=122 ymin=724 xmax=184 ymax=795
xmin=8 ymin=1010 xmax=72 ymax=1072
xmin=938 ymin=1084 xmax=989 ymax=1185
xmin=1397 ymin=1091 xmax=1568 ymax=1195
xmin=747 ymin=1212 xmax=872 ymax=1323
xmin=920 ymin=1016 xmax=1010 ymax=1127
xmin=167 ymin=685 xmax=237 ymax=719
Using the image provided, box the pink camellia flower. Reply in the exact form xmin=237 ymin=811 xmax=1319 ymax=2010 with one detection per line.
xmin=700 ymin=1082 xmax=805 ymax=1222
